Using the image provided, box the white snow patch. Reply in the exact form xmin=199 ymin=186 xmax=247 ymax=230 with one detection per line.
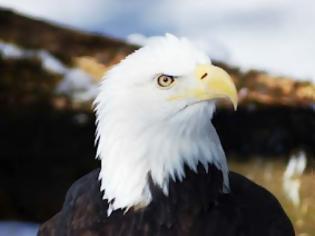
xmin=0 ymin=42 xmax=25 ymax=59
xmin=56 ymin=68 xmax=98 ymax=101
xmin=282 ymin=151 xmax=307 ymax=207
xmin=37 ymin=50 xmax=68 ymax=74
xmin=0 ymin=41 xmax=97 ymax=102
xmin=0 ymin=221 xmax=38 ymax=236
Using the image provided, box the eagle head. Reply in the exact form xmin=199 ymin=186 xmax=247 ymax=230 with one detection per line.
xmin=94 ymin=34 xmax=237 ymax=215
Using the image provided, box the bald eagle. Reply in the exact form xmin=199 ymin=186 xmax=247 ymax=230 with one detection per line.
xmin=39 ymin=34 xmax=294 ymax=236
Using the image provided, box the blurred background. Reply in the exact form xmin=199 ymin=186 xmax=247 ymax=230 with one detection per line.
xmin=0 ymin=0 xmax=314 ymax=235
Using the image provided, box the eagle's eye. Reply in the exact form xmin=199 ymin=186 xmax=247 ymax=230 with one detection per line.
xmin=156 ymin=74 xmax=175 ymax=88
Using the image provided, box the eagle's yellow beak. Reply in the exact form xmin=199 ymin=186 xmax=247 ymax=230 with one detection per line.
xmin=194 ymin=64 xmax=238 ymax=110
xmin=169 ymin=64 xmax=238 ymax=110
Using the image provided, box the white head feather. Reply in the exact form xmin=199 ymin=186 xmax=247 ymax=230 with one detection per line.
xmin=94 ymin=34 xmax=230 ymax=215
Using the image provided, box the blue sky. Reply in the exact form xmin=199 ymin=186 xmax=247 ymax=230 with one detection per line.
xmin=1 ymin=0 xmax=314 ymax=82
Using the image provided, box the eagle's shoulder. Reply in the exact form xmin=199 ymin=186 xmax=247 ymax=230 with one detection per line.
xmin=228 ymin=171 xmax=295 ymax=235
xmin=38 ymin=168 xmax=109 ymax=236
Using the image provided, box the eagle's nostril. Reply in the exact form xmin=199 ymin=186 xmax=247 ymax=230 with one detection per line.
xmin=201 ymin=73 xmax=208 ymax=80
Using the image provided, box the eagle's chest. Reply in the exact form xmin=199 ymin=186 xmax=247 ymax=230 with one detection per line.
xmin=43 ymin=165 xmax=237 ymax=236
xmin=93 ymin=164 xmax=226 ymax=235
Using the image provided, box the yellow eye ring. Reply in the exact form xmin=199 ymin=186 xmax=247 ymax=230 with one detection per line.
xmin=157 ymin=74 xmax=175 ymax=88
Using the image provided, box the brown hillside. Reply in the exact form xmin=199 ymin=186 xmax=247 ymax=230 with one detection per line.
xmin=0 ymin=7 xmax=314 ymax=109
xmin=0 ymin=7 xmax=136 ymax=66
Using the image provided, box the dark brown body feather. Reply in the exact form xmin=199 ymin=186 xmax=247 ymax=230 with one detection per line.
xmin=38 ymin=164 xmax=294 ymax=236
